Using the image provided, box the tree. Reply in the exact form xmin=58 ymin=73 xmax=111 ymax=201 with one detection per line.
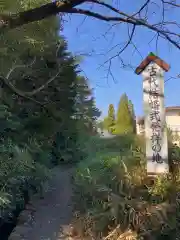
xmin=0 ymin=0 xmax=65 ymax=166
xmin=102 ymin=117 xmax=109 ymax=130
xmin=74 ymin=76 xmax=101 ymax=134
xmin=0 ymin=2 xmax=65 ymax=226
xmin=0 ymin=0 xmax=80 ymax=164
xmin=116 ymin=93 xmax=133 ymax=134
xmin=106 ymin=104 xmax=115 ymax=133
xmin=128 ymin=100 xmax=136 ymax=134
xmin=0 ymin=0 xmax=180 ymax=91
xmin=0 ymin=0 xmax=100 ymax=228
xmin=0 ymin=1 xmax=179 ymax=59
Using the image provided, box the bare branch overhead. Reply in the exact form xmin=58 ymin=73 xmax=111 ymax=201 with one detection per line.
xmin=0 ymin=0 xmax=179 ymax=53
xmin=0 ymin=0 xmax=180 ymax=85
xmin=0 ymin=0 xmax=85 ymax=30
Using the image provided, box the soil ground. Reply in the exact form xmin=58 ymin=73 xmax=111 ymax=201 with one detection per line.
xmin=21 ymin=166 xmax=75 ymax=240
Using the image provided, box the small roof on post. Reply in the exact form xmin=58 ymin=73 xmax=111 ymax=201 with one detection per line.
xmin=135 ymin=52 xmax=170 ymax=75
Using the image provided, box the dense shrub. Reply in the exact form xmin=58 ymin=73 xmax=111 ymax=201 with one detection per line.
xmin=0 ymin=107 xmax=50 ymax=221
xmin=91 ymin=134 xmax=144 ymax=154
xmin=73 ymin=134 xmax=179 ymax=240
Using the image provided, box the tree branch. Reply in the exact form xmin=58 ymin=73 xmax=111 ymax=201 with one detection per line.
xmin=0 ymin=75 xmax=44 ymax=105
xmin=5 ymin=62 xmax=62 ymax=97
xmin=6 ymin=57 xmax=36 ymax=79
xmin=67 ymin=5 xmax=180 ymax=50
xmin=131 ymin=0 xmax=151 ymax=18
xmin=0 ymin=0 xmax=179 ymax=53
xmin=0 ymin=0 xmax=180 ymax=82
xmin=24 ymin=69 xmax=62 ymax=96
xmin=5 ymin=41 xmax=64 ymax=96
xmin=0 ymin=75 xmax=65 ymax=123
xmin=66 ymin=8 xmax=138 ymax=24
xmin=163 ymin=0 xmax=180 ymax=7
xmin=0 ymin=0 xmax=85 ymax=31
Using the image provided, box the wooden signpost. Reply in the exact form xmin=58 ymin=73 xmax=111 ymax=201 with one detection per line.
xmin=135 ymin=53 xmax=170 ymax=175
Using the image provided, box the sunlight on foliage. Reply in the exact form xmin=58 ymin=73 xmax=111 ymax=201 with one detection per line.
xmin=73 ymin=134 xmax=179 ymax=239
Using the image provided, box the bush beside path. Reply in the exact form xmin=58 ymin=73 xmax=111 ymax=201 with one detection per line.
xmin=9 ymin=166 xmax=77 ymax=240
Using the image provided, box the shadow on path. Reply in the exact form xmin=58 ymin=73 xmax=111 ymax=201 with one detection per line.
xmin=23 ymin=167 xmax=75 ymax=240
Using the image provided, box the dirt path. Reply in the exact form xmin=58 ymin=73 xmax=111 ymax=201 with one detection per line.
xmin=9 ymin=166 xmax=76 ymax=240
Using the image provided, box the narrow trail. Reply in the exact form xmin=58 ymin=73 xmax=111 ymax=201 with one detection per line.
xmin=9 ymin=166 xmax=76 ymax=240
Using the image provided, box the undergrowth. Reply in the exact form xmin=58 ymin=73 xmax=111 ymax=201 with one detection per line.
xmin=73 ymin=134 xmax=179 ymax=240
xmin=0 ymin=104 xmax=53 ymax=227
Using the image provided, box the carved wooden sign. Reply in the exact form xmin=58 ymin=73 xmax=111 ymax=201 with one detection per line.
xmin=135 ymin=53 xmax=170 ymax=175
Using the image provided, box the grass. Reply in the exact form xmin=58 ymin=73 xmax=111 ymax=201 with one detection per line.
xmin=72 ymin=134 xmax=179 ymax=239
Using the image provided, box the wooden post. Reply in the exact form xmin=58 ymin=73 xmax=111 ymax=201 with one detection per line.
xmin=135 ymin=52 xmax=170 ymax=176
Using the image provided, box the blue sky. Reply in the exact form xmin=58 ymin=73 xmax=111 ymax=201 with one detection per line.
xmin=62 ymin=1 xmax=180 ymax=118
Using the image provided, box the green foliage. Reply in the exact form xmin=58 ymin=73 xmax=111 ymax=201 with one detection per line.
xmin=90 ymin=134 xmax=143 ymax=154
xmin=74 ymin=76 xmax=101 ymax=125
xmin=73 ymin=134 xmax=178 ymax=240
xmin=100 ymin=95 xmax=135 ymax=136
xmin=105 ymin=104 xmax=115 ymax=133
xmin=128 ymin=100 xmax=136 ymax=134
xmin=0 ymin=0 xmax=100 ymax=232
xmin=0 ymin=102 xmax=52 ymax=221
xmin=0 ymin=0 xmax=60 ymax=75
xmin=116 ymin=94 xmax=134 ymax=134
xmin=102 ymin=117 xmax=109 ymax=130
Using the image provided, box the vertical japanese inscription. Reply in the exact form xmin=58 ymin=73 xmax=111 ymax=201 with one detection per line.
xmin=148 ymin=65 xmax=163 ymax=163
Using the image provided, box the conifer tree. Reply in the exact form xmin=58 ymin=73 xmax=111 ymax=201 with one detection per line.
xmin=0 ymin=0 xmax=102 ymax=223
xmin=74 ymin=76 xmax=101 ymax=134
xmin=128 ymin=100 xmax=136 ymax=134
xmin=106 ymin=104 xmax=115 ymax=133
xmin=116 ymin=93 xmax=133 ymax=134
